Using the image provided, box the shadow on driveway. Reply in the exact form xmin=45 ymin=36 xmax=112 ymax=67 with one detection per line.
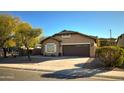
xmin=41 ymin=59 xmax=113 ymax=79
xmin=0 ymin=56 xmax=82 ymax=64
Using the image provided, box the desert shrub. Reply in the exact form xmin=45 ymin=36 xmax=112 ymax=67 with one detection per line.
xmin=96 ymin=46 xmax=124 ymax=67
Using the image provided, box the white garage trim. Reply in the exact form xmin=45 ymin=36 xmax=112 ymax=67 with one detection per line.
xmin=61 ymin=42 xmax=91 ymax=45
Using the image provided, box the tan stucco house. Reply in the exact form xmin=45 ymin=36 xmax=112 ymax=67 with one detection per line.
xmin=41 ymin=30 xmax=97 ymax=57
xmin=117 ymin=34 xmax=124 ymax=48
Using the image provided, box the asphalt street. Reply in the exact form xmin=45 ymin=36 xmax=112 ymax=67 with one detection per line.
xmin=0 ymin=67 xmax=121 ymax=81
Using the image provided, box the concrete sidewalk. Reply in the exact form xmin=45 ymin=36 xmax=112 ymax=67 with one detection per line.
xmin=94 ymin=70 xmax=124 ymax=80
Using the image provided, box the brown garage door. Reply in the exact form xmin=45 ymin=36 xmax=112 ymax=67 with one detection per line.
xmin=63 ymin=44 xmax=90 ymax=57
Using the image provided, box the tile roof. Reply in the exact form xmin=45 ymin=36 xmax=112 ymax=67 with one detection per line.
xmin=53 ymin=30 xmax=97 ymax=40
xmin=41 ymin=30 xmax=98 ymax=43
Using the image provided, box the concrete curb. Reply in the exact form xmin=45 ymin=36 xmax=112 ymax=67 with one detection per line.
xmin=0 ymin=66 xmax=55 ymax=73
xmin=95 ymin=74 xmax=124 ymax=80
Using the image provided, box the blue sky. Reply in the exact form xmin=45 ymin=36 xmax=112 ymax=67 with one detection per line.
xmin=0 ymin=11 xmax=124 ymax=38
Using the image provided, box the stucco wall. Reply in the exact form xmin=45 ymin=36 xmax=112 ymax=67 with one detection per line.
xmin=42 ymin=34 xmax=97 ymax=57
xmin=117 ymin=38 xmax=124 ymax=48
xmin=42 ymin=39 xmax=60 ymax=56
xmin=54 ymin=34 xmax=96 ymax=57
xmin=54 ymin=34 xmax=95 ymax=43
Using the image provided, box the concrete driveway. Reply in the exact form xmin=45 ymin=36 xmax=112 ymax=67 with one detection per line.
xmin=0 ymin=56 xmax=90 ymax=71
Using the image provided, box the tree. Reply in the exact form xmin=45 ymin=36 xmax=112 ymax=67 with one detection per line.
xmin=98 ymin=38 xmax=116 ymax=47
xmin=15 ymin=22 xmax=42 ymax=61
xmin=0 ymin=14 xmax=19 ymax=58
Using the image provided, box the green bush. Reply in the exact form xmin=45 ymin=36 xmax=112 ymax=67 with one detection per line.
xmin=96 ymin=46 xmax=124 ymax=67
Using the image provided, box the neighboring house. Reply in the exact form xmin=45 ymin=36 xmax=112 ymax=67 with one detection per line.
xmin=117 ymin=34 xmax=124 ymax=48
xmin=98 ymin=38 xmax=116 ymax=47
xmin=41 ymin=30 xmax=97 ymax=57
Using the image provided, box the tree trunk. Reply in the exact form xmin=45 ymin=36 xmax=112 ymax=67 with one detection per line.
xmin=26 ymin=47 xmax=31 ymax=61
xmin=3 ymin=47 xmax=7 ymax=58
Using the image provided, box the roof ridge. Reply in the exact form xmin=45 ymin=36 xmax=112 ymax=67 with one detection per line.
xmin=57 ymin=29 xmax=97 ymax=37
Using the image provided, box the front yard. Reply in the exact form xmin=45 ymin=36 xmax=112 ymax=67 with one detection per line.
xmin=0 ymin=56 xmax=91 ymax=71
xmin=0 ymin=56 xmax=124 ymax=80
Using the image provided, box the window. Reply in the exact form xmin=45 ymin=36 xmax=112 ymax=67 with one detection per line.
xmin=45 ymin=43 xmax=56 ymax=53
xmin=61 ymin=34 xmax=71 ymax=38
